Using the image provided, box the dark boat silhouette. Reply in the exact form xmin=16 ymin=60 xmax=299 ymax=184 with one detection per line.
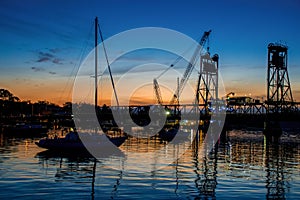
xmin=158 ymin=127 xmax=178 ymax=141
xmin=35 ymin=130 xmax=127 ymax=158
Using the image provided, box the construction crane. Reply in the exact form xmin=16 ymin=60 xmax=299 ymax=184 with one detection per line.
xmin=169 ymin=30 xmax=211 ymax=105
xmin=153 ymin=62 xmax=176 ymax=105
xmin=153 ymin=78 xmax=163 ymax=105
xmin=153 ymin=56 xmax=181 ymax=105
xmin=153 ymin=30 xmax=211 ymax=105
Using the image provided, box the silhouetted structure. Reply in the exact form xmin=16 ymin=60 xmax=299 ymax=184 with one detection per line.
xmin=196 ymin=53 xmax=219 ymax=115
xmin=264 ymin=43 xmax=295 ymax=139
xmin=267 ymin=43 xmax=294 ymax=113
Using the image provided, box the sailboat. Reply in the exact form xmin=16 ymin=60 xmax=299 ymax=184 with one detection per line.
xmin=36 ymin=17 xmax=127 ymax=154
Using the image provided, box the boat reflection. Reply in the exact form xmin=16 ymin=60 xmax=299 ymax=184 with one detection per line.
xmin=33 ymin=129 xmax=299 ymax=199
xmin=36 ymin=150 xmax=124 ymax=200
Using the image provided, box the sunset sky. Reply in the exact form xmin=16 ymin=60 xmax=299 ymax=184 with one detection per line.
xmin=1 ymin=0 xmax=300 ymax=106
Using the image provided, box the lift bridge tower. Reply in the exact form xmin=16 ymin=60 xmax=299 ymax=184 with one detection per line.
xmin=196 ymin=53 xmax=219 ymax=113
xmin=266 ymin=43 xmax=294 ymax=113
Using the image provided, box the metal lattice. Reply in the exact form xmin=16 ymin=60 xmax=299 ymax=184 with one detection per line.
xmin=196 ymin=53 xmax=219 ymax=112
xmin=267 ymin=43 xmax=294 ymax=113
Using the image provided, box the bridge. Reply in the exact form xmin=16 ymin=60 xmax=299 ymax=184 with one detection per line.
xmin=103 ymin=42 xmax=300 ymax=141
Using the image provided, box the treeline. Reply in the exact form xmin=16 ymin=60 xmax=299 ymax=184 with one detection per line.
xmin=0 ymin=89 xmax=71 ymax=117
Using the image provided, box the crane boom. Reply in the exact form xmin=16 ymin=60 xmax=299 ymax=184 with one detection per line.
xmin=170 ymin=30 xmax=211 ymax=104
xmin=153 ymin=78 xmax=163 ymax=105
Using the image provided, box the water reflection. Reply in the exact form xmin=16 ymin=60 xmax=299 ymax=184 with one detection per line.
xmin=36 ymin=150 xmax=124 ymax=199
xmin=264 ymin=137 xmax=298 ymax=199
xmin=36 ymin=150 xmax=97 ymax=183
xmin=172 ymin=130 xmax=299 ymax=199
xmin=0 ymin=130 xmax=299 ymax=199
xmin=0 ymin=133 xmax=38 ymax=163
xmin=265 ymin=142 xmax=285 ymax=199
xmin=193 ymin=132 xmax=218 ymax=199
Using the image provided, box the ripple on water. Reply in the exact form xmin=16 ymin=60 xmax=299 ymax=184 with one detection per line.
xmin=0 ymin=130 xmax=299 ymax=199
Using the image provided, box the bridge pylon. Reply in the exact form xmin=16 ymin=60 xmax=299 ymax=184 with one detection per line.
xmin=264 ymin=43 xmax=295 ymax=140
xmin=195 ymin=53 xmax=219 ymax=114
xmin=266 ymin=43 xmax=294 ymax=113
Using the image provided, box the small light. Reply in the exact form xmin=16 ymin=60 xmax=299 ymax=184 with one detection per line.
xmin=165 ymin=111 xmax=170 ymax=115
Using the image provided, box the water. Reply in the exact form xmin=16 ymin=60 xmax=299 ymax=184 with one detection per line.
xmin=0 ymin=130 xmax=299 ymax=199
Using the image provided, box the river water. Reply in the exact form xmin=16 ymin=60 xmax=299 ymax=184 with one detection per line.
xmin=0 ymin=130 xmax=299 ymax=199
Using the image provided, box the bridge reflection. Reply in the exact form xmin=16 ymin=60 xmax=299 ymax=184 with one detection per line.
xmin=34 ymin=130 xmax=299 ymax=199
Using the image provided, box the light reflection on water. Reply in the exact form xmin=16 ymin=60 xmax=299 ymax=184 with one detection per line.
xmin=0 ymin=130 xmax=299 ymax=199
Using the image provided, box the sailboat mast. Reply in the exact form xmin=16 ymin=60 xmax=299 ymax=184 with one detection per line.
xmin=97 ymin=21 xmax=120 ymax=107
xmin=95 ymin=17 xmax=120 ymax=107
xmin=95 ymin=17 xmax=98 ymax=108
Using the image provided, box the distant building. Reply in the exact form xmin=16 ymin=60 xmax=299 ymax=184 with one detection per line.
xmin=227 ymin=96 xmax=257 ymax=105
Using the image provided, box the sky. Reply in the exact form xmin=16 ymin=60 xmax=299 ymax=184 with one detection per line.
xmin=0 ymin=0 xmax=300 ymax=105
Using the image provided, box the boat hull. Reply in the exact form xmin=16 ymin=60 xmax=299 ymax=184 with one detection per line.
xmin=35 ymin=135 xmax=127 ymax=152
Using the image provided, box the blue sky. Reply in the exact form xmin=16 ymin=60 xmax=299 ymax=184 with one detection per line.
xmin=0 ymin=0 xmax=299 ymax=104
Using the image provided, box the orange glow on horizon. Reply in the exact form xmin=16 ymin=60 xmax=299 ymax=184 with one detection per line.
xmin=3 ymin=77 xmax=300 ymax=107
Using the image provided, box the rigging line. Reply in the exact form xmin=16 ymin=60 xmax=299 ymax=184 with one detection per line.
xmin=156 ymin=34 xmax=205 ymax=80
xmin=58 ymin=20 xmax=94 ymax=105
xmin=185 ymin=34 xmax=210 ymax=74
xmin=171 ymin=34 xmax=204 ymax=67
xmin=98 ymin=23 xmax=120 ymax=107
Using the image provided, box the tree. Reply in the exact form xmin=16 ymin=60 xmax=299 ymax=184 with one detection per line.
xmin=0 ymin=89 xmax=20 ymax=102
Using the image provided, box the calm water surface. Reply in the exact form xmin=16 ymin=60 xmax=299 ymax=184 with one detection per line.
xmin=0 ymin=130 xmax=299 ymax=199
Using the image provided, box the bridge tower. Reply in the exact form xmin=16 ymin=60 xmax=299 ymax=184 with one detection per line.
xmin=266 ymin=43 xmax=294 ymax=113
xmin=196 ymin=53 xmax=219 ymax=113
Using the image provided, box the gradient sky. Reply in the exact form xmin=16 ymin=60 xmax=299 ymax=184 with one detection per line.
xmin=0 ymin=0 xmax=300 ymax=105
